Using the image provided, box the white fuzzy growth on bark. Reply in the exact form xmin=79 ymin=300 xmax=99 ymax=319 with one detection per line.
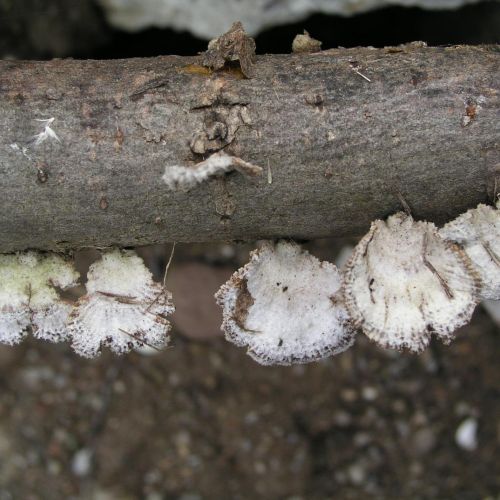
xmin=440 ymin=203 xmax=500 ymax=300
xmin=215 ymin=241 xmax=355 ymax=366
xmin=162 ymin=151 xmax=262 ymax=191
xmin=0 ymin=252 xmax=79 ymax=345
xmin=343 ymin=213 xmax=480 ymax=353
xmin=69 ymin=249 xmax=174 ymax=358
xmin=29 ymin=118 xmax=61 ymax=147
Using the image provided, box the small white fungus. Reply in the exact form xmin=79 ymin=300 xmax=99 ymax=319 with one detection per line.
xmin=0 ymin=252 xmax=79 ymax=345
xmin=68 ymin=249 xmax=174 ymax=358
xmin=343 ymin=213 xmax=480 ymax=353
xmin=440 ymin=203 xmax=500 ymax=300
xmin=215 ymin=241 xmax=355 ymax=366
xmin=162 ymin=151 xmax=262 ymax=191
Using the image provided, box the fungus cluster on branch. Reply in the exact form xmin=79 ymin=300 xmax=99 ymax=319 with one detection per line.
xmin=0 ymin=200 xmax=498 ymax=365
xmin=0 ymin=249 xmax=174 ymax=358
xmin=215 ymin=241 xmax=355 ymax=365
xmin=343 ymin=213 xmax=479 ymax=353
xmin=68 ymin=250 xmax=174 ymax=358
xmin=440 ymin=203 xmax=500 ymax=300
xmin=0 ymin=252 xmax=78 ymax=345
xmin=216 ymin=200 xmax=499 ymax=364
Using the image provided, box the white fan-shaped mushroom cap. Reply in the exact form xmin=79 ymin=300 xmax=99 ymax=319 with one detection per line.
xmin=440 ymin=203 xmax=500 ymax=300
xmin=215 ymin=241 xmax=355 ymax=366
xmin=0 ymin=252 xmax=79 ymax=345
xmin=32 ymin=303 xmax=75 ymax=343
xmin=0 ymin=311 xmax=30 ymax=346
xmin=344 ymin=213 xmax=480 ymax=353
xmin=69 ymin=249 xmax=174 ymax=358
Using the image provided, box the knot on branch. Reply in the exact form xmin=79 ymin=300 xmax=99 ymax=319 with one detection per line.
xmin=190 ymin=104 xmax=251 ymax=155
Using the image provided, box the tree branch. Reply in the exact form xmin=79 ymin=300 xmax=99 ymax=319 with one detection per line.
xmin=0 ymin=44 xmax=498 ymax=252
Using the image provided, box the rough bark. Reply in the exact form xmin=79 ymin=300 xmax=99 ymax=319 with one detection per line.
xmin=0 ymin=45 xmax=498 ymax=252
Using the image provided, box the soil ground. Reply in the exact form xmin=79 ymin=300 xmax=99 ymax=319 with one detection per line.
xmin=0 ymin=292 xmax=497 ymax=499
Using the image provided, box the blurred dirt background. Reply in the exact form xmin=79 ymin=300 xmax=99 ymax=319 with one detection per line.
xmin=0 ymin=241 xmax=498 ymax=500
xmin=0 ymin=1 xmax=499 ymax=499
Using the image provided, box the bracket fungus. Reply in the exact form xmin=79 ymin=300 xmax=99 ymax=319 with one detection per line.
xmin=0 ymin=252 xmax=79 ymax=345
xmin=440 ymin=202 xmax=500 ymax=300
xmin=343 ymin=213 xmax=480 ymax=353
xmin=215 ymin=241 xmax=355 ymax=366
xmin=162 ymin=151 xmax=262 ymax=191
xmin=68 ymin=249 xmax=174 ymax=358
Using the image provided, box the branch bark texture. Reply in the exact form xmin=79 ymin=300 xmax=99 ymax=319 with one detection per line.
xmin=0 ymin=45 xmax=498 ymax=252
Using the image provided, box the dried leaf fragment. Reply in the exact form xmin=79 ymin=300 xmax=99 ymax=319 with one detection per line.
xmin=202 ymin=21 xmax=256 ymax=77
xmin=292 ymin=30 xmax=322 ymax=53
xmin=69 ymin=249 xmax=174 ymax=358
xmin=343 ymin=213 xmax=479 ymax=353
xmin=440 ymin=203 xmax=500 ymax=300
xmin=215 ymin=241 xmax=355 ymax=366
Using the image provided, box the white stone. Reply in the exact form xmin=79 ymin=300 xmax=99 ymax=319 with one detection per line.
xmin=343 ymin=213 xmax=479 ymax=353
xmin=71 ymin=448 xmax=93 ymax=477
xmin=215 ymin=240 xmax=355 ymax=365
xmin=361 ymin=386 xmax=378 ymax=401
xmin=98 ymin=0 xmax=488 ymax=38
xmin=455 ymin=417 xmax=478 ymax=451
